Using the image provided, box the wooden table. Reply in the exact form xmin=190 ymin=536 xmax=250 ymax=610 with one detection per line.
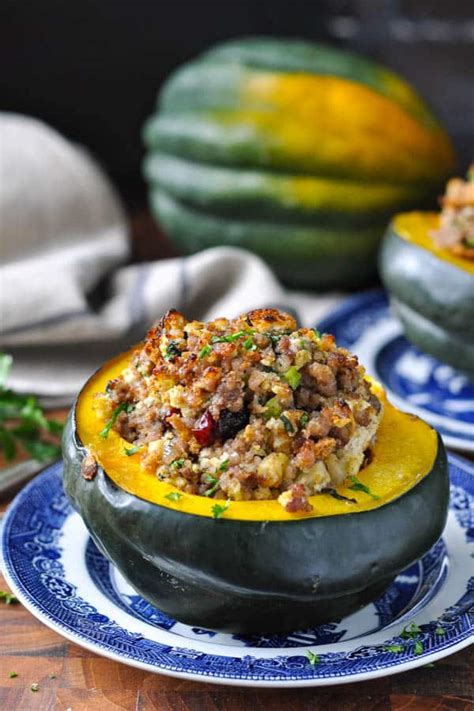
xmin=0 ymin=211 xmax=472 ymax=710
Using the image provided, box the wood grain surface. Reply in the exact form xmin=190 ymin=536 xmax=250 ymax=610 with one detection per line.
xmin=0 ymin=210 xmax=472 ymax=710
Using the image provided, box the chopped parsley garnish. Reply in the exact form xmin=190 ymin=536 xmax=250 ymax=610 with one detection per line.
xmin=300 ymin=412 xmax=309 ymax=426
xmin=283 ymin=366 xmax=301 ymax=390
xmin=164 ymin=341 xmax=181 ymax=361
xmin=8 ymin=671 xmax=18 ymax=678
xmin=413 ymin=641 xmax=424 ymax=655
xmin=203 ymin=473 xmax=220 ymax=497
xmin=124 ymin=445 xmax=141 ymax=456
xmin=211 ymin=500 xmax=230 ymax=519
xmin=243 ymin=334 xmax=257 ymax=351
xmin=100 ymin=402 xmax=134 ymax=439
xmin=327 ymin=489 xmax=357 ymax=503
xmin=0 ymin=353 xmax=63 ymax=463
xmin=312 ymin=328 xmax=321 ymax=339
xmin=400 ymin=622 xmax=422 ymax=639
xmin=264 ymin=396 xmax=282 ymax=420
xmin=348 ymin=475 xmax=379 ymax=500
xmin=198 ymin=344 xmax=212 ymax=359
xmin=0 ymin=590 xmax=18 ymax=604
xmin=384 ymin=644 xmax=404 ymax=653
xmin=30 ymin=683 xmax=39 ymax=692
xmin=435 ymin=626 xmax=446 ymax=636
xmin=305 ymin=650 xmax=320 ymax=666
xmin=280 ymin=414 xmax=295 ymax=434
xmin=171 ymin=458 xmax=185 ymax=470
xmin=217 ymin=459 xmax=229 ymax=472
xmin=164 ymin=492 xmax=182 ymax=502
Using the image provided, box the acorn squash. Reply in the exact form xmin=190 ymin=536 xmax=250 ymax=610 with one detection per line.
xmin=143 ymin=37 xmax=455 ymax=289
xmin=380 ymin=212 xmax=474 ymax=378
xmin=62 ymin=350 xmax=449 ymax=633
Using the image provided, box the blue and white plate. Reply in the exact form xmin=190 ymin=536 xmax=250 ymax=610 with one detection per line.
xmin=1 ymin=459 xmax=473 ymax=687
xmin=318 ymin=289 xmax=474 ymax=453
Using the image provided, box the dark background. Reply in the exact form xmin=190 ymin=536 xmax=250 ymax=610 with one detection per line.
xmin=1 ymin=0 xmax=473 ymax=205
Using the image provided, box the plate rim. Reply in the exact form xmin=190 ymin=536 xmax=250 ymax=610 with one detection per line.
xmin=1 ymin=459 xmax=473 ymax=687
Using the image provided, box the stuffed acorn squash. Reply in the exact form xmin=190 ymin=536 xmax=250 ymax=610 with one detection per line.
xmin=62 ymin=309 xmax=449 ymax=633
xmin=380 ymin=170 xmax=474 ymax=378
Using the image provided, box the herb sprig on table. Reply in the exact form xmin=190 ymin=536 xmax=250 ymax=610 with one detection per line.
xmin=0 ymin=354 xmax=63 ymax=463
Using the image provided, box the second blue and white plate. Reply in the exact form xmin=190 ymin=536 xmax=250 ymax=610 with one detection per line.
xmin=1 ymin=458 xmax=473 ymax=687
xmin=318 ymin=289 xmax=474 ymax=452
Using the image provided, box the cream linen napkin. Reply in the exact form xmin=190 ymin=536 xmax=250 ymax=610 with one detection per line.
xmin=0 ymin=114 xmax=341 ymax=399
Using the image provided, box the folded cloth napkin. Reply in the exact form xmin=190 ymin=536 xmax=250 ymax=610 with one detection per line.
xmin=0 ymin=114 xmax=341 ymax=399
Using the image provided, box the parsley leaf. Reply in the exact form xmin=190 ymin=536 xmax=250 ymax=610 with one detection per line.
xmin=400 ymin=622 xmax=422 ymax=640
xmin=8 ymin=671 xmax=18 ymax=678
xmin=283 ymin=366 xmax=301 ymax=390
xmin=306 ymin=650 xmax=320 ymax=666
xmin=30 ymin=683 xmax=39 ymax=692
xmin=124 ymin=445 xmax=141 ymax=456
xmin=349 ymin=475 xmax=380 ymax=500
xmin=0 ymin=590 xmax=18 ymax=604
xmin=199 ymin=344 xmax=212 ymax=359
xmin=203 ymin=473 xmax=220 ymax=497
xmin=0 ymin=359 xmax=64 ymax=464
xmin=435 ymin=626 xmax=445 ymax=636
xmin=100 ymin=402 xmax=134 ymax=439
xmin=164 ymin=491 xmax=182 ymax=502
xmin=300 ymin=412 xmax=309 ymax=426
xmin=413 ymin=640 xmax=424 ymax=656
xmin=217 ymin=458 xmax=229 ymax=472
xmin=171 ymin=458 xmax=185 ymax=470
xmin=384 ymin=644 xmax=404 ymax=653
xmin=264 ymin=396 xmax=282 ymax=420
xmin=211 ymin=500 xmax=230 ymax=519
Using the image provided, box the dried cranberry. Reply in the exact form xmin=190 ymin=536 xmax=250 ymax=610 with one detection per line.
xmin=192 ymin=411 xmax=215 ymax=446
xmin=215 ymin=408 xmax=249 ymax=442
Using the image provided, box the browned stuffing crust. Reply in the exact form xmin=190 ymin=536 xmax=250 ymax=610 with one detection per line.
xmin=97 ymin=308 xmax=382 ymax=512
xmin=430 ymin=167 xmax=474 ymax=259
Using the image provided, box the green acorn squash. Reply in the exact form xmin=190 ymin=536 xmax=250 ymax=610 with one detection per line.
xmin=380 ymin=212 xmax=474 ymax=378
xmin=143 ymin=37 xmax=455 ymax=289
xmin=62 ymin=350 xmax=449 ymax=633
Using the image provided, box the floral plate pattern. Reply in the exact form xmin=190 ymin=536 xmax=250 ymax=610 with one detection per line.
xmin=0 ymin=457 xmax=473 ymax=687
xmin=317 ymin=289 xmax=474 ymax=452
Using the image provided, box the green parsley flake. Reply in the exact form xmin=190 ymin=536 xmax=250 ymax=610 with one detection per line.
xmin=30 ymin=683 xmax=39 ymax=692
xmin=199 ymin=344 xmax=212 ymax=359
xmin=0 ymin=590 xmax=18 ymax=604
xmin=100 ymin=402 xmax=134 ymax=439
xmin=203 ymin=474 xmax=220 ymax=497
xmin=284 ymin=366 xmax=301 ymax=390
xmin=217 ymin=459 xmax=229 ymax=472
xmin=171 ymin=458 xmax=185 ymax=470
xmin=300 ymin=412 xmax=309 ymax=426
xmin=435 ymin=626 xmax=445 ymax=636
xmin=400 ymin=622 xmax=422 ymax=640
xmin=306 ymin=650 xmax=320 ymax=666
xmin=264 ymin=396 xmax=282 ymax=420
xmin=348 ymin=475 xmax=380 ymax=500
xmin=413 ymin=640 xmax=424 ymax=656
xmin=8 ymin=672 xmax=18 ymax=678
xmin=124 ymin=445 xmax=141 ymax=456
xmin=164 ymin=492 xmax=182 ymax=502
xmin=384 ymin=644 xmax=404 ymax=654
xmin=211 ymin=500 xmax=230 ymax=519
